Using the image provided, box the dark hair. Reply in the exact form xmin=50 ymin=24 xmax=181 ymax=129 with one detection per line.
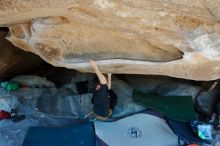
xmin=93 ymin=76 xmax=99 ymax=84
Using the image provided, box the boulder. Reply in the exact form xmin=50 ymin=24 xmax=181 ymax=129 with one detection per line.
xmin=11 ymin=75 xmax=55 ymax=88
xmin=0 ymin=31 xmax=44 ymax=79
xmin=0 ymin=0 xmax=220 ymax=80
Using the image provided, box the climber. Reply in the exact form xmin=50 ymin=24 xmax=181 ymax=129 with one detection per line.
xmin=87 ymin=60 xmax=117 ymax=120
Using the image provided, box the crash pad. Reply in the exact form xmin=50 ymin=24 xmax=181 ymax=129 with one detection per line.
xmin=22 ymin=122 xmax=95 ymax=146
xmin=95 ymin=113 xmax=178 ymax=146
xmin=133 ymin=90 xmax=197 ymax=122
xmin=1 ymin=81 xmax=19 ymax=91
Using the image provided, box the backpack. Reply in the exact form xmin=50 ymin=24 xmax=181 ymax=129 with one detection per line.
xmin=75 ymin=80 xmax=89 ymax=103
xmin=0 ymin=110 xmax=11 ymax=120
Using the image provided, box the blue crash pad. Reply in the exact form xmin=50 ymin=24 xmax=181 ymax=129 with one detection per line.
xmin=22 ymin=122 xmax=95 ymax=146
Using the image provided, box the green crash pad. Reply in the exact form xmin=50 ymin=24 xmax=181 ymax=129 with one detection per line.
xmin=1 ymin=81 xmax=19 ymax=91
xmin=133 ymin=90 xmax=198 ymax=122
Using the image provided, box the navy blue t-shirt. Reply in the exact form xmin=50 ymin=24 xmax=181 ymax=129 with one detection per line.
xmin=92 ymin=84 xmax=110 ymax=117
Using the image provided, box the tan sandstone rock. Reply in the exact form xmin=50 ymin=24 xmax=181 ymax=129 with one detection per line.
xmin=0 ymin=0 xmax=220 ymax=80
xmin=0 ymin=30 xmax=44 ymax=78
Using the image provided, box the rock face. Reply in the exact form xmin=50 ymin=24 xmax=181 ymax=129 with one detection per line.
xmin=0 ymin=31 xmax=44 ymax=78
xmin=0 ymin=0 xmax=220 ymax=80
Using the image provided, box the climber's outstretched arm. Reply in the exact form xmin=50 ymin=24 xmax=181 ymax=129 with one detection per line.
xmin=90 ymin=60 xmax=107 ymax=85
xmin=107 ymin=73 xmax=112 ymax=89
